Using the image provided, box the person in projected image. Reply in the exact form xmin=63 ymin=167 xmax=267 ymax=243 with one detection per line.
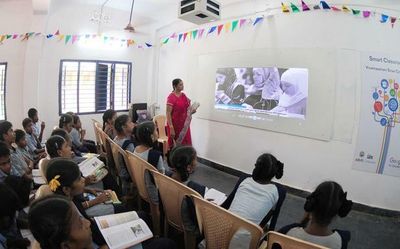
xmin=243 ymin=67 xmax=281 ymax=110
xmin=215 ymin=68 xmax=245 ymax=105
xmin=271 ymin=68 xmax=308 ymax=116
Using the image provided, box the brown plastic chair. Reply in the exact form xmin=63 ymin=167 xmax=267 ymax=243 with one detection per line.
xmin=91 ymin=118 xmax=103 ymax=154
xmin=38 ymin=158 xmax=50 ymax=184
xmin=191 ymin=194 xmax=264 ymax=249
xmin=125 ymin=151 xmax=160 ymax=236
xmin=153 ymin=115 xmax=169 ymax=158
xmin=107 ymin=137 xmax=124 ymax=177
xmin=265 ymin=231 xmax=328 ymax=249
xmin=152 ymin=170 xmax=202 ymax=249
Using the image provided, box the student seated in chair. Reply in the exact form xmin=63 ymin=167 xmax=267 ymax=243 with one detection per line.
xmin=44 ymin=159 xmax=176 ymax=249
xmin=0 ymin=142 xmax=11 ymax=183
xmin=15 ymin=129 xmax=46 ymax=167
xmin=102 ymin=109 xmax=117 ymax=139
xmin=278 ymin=181 xmax=353 ymax=249
xmin=22 ymin=118 xmax=46 ymax=156
xmin=27 ymin=108 xmax=45 ymax=143
xmin=70 ymin=114 xmax=97 ymax=154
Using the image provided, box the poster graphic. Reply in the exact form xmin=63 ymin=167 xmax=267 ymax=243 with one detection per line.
xmin=353 ymin=52 xmax=400 ymax=177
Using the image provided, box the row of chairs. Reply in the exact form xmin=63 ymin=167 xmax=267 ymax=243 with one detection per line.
xmin=90 ymin=119 xmax=328 ymax=249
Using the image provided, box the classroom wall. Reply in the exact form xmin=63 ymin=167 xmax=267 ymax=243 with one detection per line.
xmin=152 ymin=0 xmax=400 ymax=210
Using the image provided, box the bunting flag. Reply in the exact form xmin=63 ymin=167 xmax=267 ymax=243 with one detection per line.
xmin=331 ymin=6 xmax=341 ymax=11
xmin=188 ymin=31 xmax=192 ymax=39
xmin=192 ymin=30 xmax=198 ymax=40
xmin=232 ymin=20 xmax=238 ymax=32
xmin=217 ymin=24 xmax=224 ymax=35
xmin=239 ymin=19 xmax=247 ymax=28
xmin=54 ymin=30 xmax=60 ymax=35
xmin=170 ymin=32 xmax=177 ymax=39
xmin=46 ymin=34 xmax=53 ymax=39
xmin=313 ymin=5 xmax=320 ymax=10
xmin=6 ymin=35 xmax=12 ymax=39
xmin=352 ymin=9 xmax=361 ymax=15
xmin=380 ymin=14 xmax=389 ymax=23
xmin=12 ymin=34 xmax=18 ymax=39
xmin=198 ymin=28 xmax=205 ymax=39
xmin=342 ymin=6 xmax=350 ymax=12
xmin=183 ymin=32 xmax=188 ymax=42
xmin=390 ymin=17 xmax=397 ymax=27
xmin=65 ymin=35 xmax=71 ymax=44
xmin=178 ymin=33 xmax=183 ymax=42
xmin=145 ymin=43 xmax=152 ymax=48
xmin=21 ymin=33 xmax=29 ymax=41
xmin=362 ymin=11 xmax=371 ymax=18
xmin=162 ymin=38 xmax=169 ymax=44
xmin=290 ymin=3 xmax=300 ymax=13
xmin=320 ymin=1 xmax=330 ymax=10
xmin=253 ymin=17 xmax=263 ymax=26
xmin=57 ymin=34 xmax=65 ymax=41
xmin=208 ymin=26 xmax=217 ymax=34
xmin=103 ymin=36 xmax=108 ymax=43
xmin=0 ymin=36 xmax=5 ymax=43
xmin=301 ymin=1 xmax=310 ymax=11
xmin=72 ymin=35 xmax=78 ymax=44
xmin=281 ymin=2 xmax=290 ymax=13
xmin=224 ymin=22 xmax=231 ymax=33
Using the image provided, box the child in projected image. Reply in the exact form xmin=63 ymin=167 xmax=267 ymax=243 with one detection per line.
xmin=271 ymin=68 xmax=308 ymax=116
xmin=215 ymin=68 xmax=245 ymax=105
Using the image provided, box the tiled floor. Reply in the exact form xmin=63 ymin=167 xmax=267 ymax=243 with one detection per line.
xmin=190 ymin=163 xmax=400 ymax=249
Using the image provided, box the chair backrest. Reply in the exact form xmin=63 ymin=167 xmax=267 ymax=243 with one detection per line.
xmin=192 ymin=194 xmax=263 ymax=249
xmin=152 ymin=170 xmax=202 ymax=232
xmin=153 ymin=114 xmax=167 ymax=139
xmin=35 ymin=185 xmax=53 ymax=199
xmin=38 ymin=158 xmax=50 ymax=183
xmin=266 ymin=231 xmax=328 ymax=249
xmin=107 ymin=137 xmax=124 ymax=176
xmin=260 ymin=183 xmax=287 ymax=231
xmin=125 ymin=151 xmax=157 ymax=203
xmin=91 ymin=119 xmax=103 ymax=152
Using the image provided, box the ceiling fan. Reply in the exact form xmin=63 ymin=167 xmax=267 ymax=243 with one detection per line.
xmin=124 ymin=0 xmax=135 ymax=32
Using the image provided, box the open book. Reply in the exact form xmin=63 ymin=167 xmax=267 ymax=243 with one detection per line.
xmin=204 ymin=188 xmax=227 ymax=206
xmin=78 ymin=156 xmax=108 ymax=182
xmin=94 ymin=211 xmax=153 ymax=249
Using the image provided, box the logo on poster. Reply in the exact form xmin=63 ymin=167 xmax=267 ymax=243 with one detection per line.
xmin=389 ymin=157 xmax=400 ymax=168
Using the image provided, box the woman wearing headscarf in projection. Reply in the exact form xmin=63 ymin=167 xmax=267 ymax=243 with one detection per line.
xmin=244 ymin=67 xmax=282 ymax=110
xmin=271 ymin=68 xmax=308 ymax=116
xmin=215 ymin=68 xmax=245 ymax=105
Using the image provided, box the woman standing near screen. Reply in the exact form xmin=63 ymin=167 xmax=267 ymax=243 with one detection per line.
xmin=166 ymin=78 xmax=197 ymax=147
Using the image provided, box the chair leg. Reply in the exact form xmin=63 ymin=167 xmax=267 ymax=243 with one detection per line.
xmin=164 ymin=218 xmax=169 ymax=237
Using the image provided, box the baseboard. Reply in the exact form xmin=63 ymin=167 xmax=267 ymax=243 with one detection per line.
xmin=197 ymin=157 xmax=400 ymax=218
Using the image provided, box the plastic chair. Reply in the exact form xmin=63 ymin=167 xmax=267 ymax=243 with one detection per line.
xmin=191 ymin=194 xmax=263 ymax=249
xmin=38 ymin=158 xmax=50 ymax=184
xmin=265 ymin=231 xmax=328 ymax=249
xmin=125 ymin=151 xmax=160 ymax=236
xmin=91 ymin=118 xmax=103 ymax=154
xmin=153 ymin=115 xmax=169 ymax=158
xmin=151 ymin=170 xmax=202 ymax=249
xmin=35 ymin=185 xmax=53 ymax=199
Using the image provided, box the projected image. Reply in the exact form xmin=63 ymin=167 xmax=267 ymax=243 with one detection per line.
xmin=215 ymin=67 xmax=308 ymax=119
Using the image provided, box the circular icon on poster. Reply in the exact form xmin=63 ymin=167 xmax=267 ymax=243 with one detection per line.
xmin=380 ymin=118 xmax=387 ymax=126
xmin=381 ymin=79 xmax=389 ymax=89
xmin=373 ymin=92 xmax=379 ymax=100
xmin=374 ymin=101 xmax=383 ymax=112
xmin=388 ymin=98 xmax=398 ymax=112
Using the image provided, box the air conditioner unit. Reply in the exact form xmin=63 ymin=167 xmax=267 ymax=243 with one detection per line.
xmin=178 ymin=0 xmax=221 ymax=25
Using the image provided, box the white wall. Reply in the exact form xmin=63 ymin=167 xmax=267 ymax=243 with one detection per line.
xmin=153 ymin=1 xmax=400 ymax=210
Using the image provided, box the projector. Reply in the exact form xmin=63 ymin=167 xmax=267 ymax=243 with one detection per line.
xmin=178 ymin=0 xmax=221 ymax=25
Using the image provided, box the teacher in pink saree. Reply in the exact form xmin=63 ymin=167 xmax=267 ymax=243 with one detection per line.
xmin=166 ymin=78 xmax=198 ymax=148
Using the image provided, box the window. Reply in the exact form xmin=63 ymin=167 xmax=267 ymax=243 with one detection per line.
xmin=59 ymin=60 xmax=131 ymax=114
xmin=0 ymin=63 xmax=6 ymax=120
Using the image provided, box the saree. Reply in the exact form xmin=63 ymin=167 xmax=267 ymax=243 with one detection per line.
xmin=167 ymin=92 xmax=192 ymax=147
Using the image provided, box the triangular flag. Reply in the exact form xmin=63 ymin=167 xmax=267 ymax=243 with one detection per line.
xmin=192 ymin=30 xmax=198 ymax=39
xmin=127 ymin=39 xmax=135 ymax=47
xmin=362 ymin=11 xmax=371 ymax=18
xmin=57 ymin=34 xmax=65 ymax=41
xmin=188 ymin=31 xmax=192 ymax=39
xmin=217 ymin=24 xmax=224 ymax=35
xmin=313 ymin=5 xmax=320 ymax=10
xmin=46 ymin=34 xmax=53 ymax=39
xmin=92 ymin=34 xmax=97 ymax=39
xmin=320 ymin=1 xmax=330 ymax=10
xmin=281 ymin=3 xmax=290 ymax=13
xmin=163 ymin=37 xmax=169 ymax=44
xmin=178 ymin=33 xmax=183 ymax=42
xmin=290 ymin=3 xmax=300 ymax=13
xmin=138 ymin=45 xmax=143 ymax=49
xmin=19 ymin=34 xmax=24 ymax=38
xmin=253 ymin=17 xmax=263 ymax=26
xmin=301 ymin=1 xmax=310 ymax=11
xmin=170 ymin=32 xmax=177 ymax=39
xmin=342 ymin=6 xmax=350 ymax=12
xmin=183 ymin=32 xmax=188 ymax=42
xmin=145 ymin=43 xmax=152 ymax=47
xmin=65 ymin=35 xmax=71 ymax=44
xmin=380 ymin=14 xmax=389 ymax=23
xmin=6 ymin=35 xmax=12 ymax=39
xmin=352 ymin=9 xmax=360 ymax=15
xmin=198 ymin=29 xmax=205 ymax=39
xmin=21 ymin=33 xmax=29 ymax=41
xmin=208 ymin=26 xmax=217 ymax=34
xmin=54 ymin=30 xmax=60 ymax=35
xmin=390 ymin=17 xmax=397 ymax=27
xmin=0 ymin=36 xmax=5 ymax=43
xmin=12 ymin=34 xmax=18 ymax=39
xmin=103 ymin=36 xmax=108 ymax=43
xmin=85 ymin=34 xmax=90 ymax=39
xmin=239 ymin=19 xmax=247 ymax=28
xmin=232 ymin=20 xmax=238 ymax=32
xmin=331 ymin=6 xmax=341 ymax=11
xmin=72 ymin=35 xmax=78 ymax=44
xmin=28 ymin=32 xmax=35 ymax=37
xmin=224 ymin=22 xmax=231 ymax=32
xmin=35 ymin=33 xmax=41 ymax=37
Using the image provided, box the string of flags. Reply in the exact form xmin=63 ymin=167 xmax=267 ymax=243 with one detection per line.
xmin=161 ymin=0 xmax=399 ymax=45
xmin=0 ymin=30 xmax=153 ymax=49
